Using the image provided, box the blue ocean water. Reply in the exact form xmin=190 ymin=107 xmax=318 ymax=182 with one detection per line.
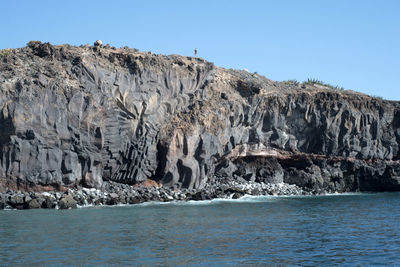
xmin=1 ymin=193 xmax=400 ymax=266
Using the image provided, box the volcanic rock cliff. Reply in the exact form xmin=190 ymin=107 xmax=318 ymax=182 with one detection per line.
xmin=0 ymin=42 xmax=399 ymax=193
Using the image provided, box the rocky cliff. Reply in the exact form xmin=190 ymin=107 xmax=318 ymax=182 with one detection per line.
xmin=1 ymin=41 xmax=399 ymax=194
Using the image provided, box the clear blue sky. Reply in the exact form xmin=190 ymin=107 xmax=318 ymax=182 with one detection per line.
xmin=1 ymin=0 xmax=399 ymax=100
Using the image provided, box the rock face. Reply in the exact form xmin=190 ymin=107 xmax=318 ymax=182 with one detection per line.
xmin=0 ymin=41 xmax=399 ymax=193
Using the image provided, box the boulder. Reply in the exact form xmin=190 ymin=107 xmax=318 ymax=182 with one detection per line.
xmin=9 ymin=194 xmax=25 ymax=209
xmin=59 ymin=194 xmax=77 ymax=209
xmin=41 ymin=195 xmax=56 ymax=209
xmin=232 ymin=192 xmax=242 ymax=199
xmin=28 ymin=199 xmax=41 ymax=209
xmin=94 ymin=40 xmax=103 ymax=47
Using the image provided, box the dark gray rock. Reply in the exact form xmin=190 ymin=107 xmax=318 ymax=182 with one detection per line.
xmin=107 ymin=192 xmax=119 ymax=205
xmin=59 ymin=194 xmax=77 ymax=209
xmin=0 ymin=42 xmax=399 ymax=197
xmin=28 ymin=198 xmax=41 ymax=209
xmin=0 ymin=194 xmax=5 ymax=209
xmin=232 ymin=192 xmax=242 ymax=199
xmin=41 ymin=195 xmax=56 ymax=209
xmin=229 ymin=156 xmax=284 ymax=184
xmin=9 ymin=193 xmax=25 ymax=209
xmin=109 ymin=192 xmax=119 ymax=199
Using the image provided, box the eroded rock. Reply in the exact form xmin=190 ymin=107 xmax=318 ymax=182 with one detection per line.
xmin=0 ymin=42 xmax=399 ymax=198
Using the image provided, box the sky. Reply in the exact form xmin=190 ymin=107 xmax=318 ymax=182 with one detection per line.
xmin=1 ymin=0 xmax=399 ymax=100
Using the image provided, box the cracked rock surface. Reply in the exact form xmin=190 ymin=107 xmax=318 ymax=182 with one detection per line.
xmin=0 ymin=41 xmax=399 ymax=195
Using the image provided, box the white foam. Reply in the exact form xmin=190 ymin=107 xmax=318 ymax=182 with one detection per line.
xmin=73 ymin=192 xmax=373 ymax=209
xmin=135 ymin=195 xmax=279 ymax=207
xmin=320 ymin=192 xmax=369 ymax=197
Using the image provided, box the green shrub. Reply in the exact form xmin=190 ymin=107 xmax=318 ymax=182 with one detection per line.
xmin=305 ymin=78 xmax=344 ymax=90
xmin=283 ymin=79 xmax=300 ymax=86
xmin=27 ymin=40 xmax=42 ymax=48
xmin=0 ymin=48 xmax=12 ymax=56
xmin=371 ymin=95 xmax=383 ymax=100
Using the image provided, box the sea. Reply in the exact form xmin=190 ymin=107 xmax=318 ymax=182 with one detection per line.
xmin=1 ymin=192 xmax=400 ymax=266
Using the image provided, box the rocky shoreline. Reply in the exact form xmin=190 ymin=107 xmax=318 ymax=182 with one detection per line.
xmin=0 ymin=181 xmax=317 ymax=210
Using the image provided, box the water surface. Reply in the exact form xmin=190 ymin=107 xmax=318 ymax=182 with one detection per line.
xmin=1 ymin=193 xmax=399 ymax=266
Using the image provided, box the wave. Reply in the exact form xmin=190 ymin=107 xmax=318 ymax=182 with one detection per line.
xmin=75 ymin=192 xmax=376 ymax=209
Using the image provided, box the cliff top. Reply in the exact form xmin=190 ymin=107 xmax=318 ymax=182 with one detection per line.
xmin=0 ymin=41 xmax=395 ymax=105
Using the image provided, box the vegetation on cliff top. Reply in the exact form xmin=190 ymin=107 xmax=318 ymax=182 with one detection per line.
xmin=283 ymin=78 xmax=344 ymax=91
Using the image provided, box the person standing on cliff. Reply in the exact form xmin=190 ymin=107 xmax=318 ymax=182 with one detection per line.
xmin=194 ymin=48 xmax=197 ymax=57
